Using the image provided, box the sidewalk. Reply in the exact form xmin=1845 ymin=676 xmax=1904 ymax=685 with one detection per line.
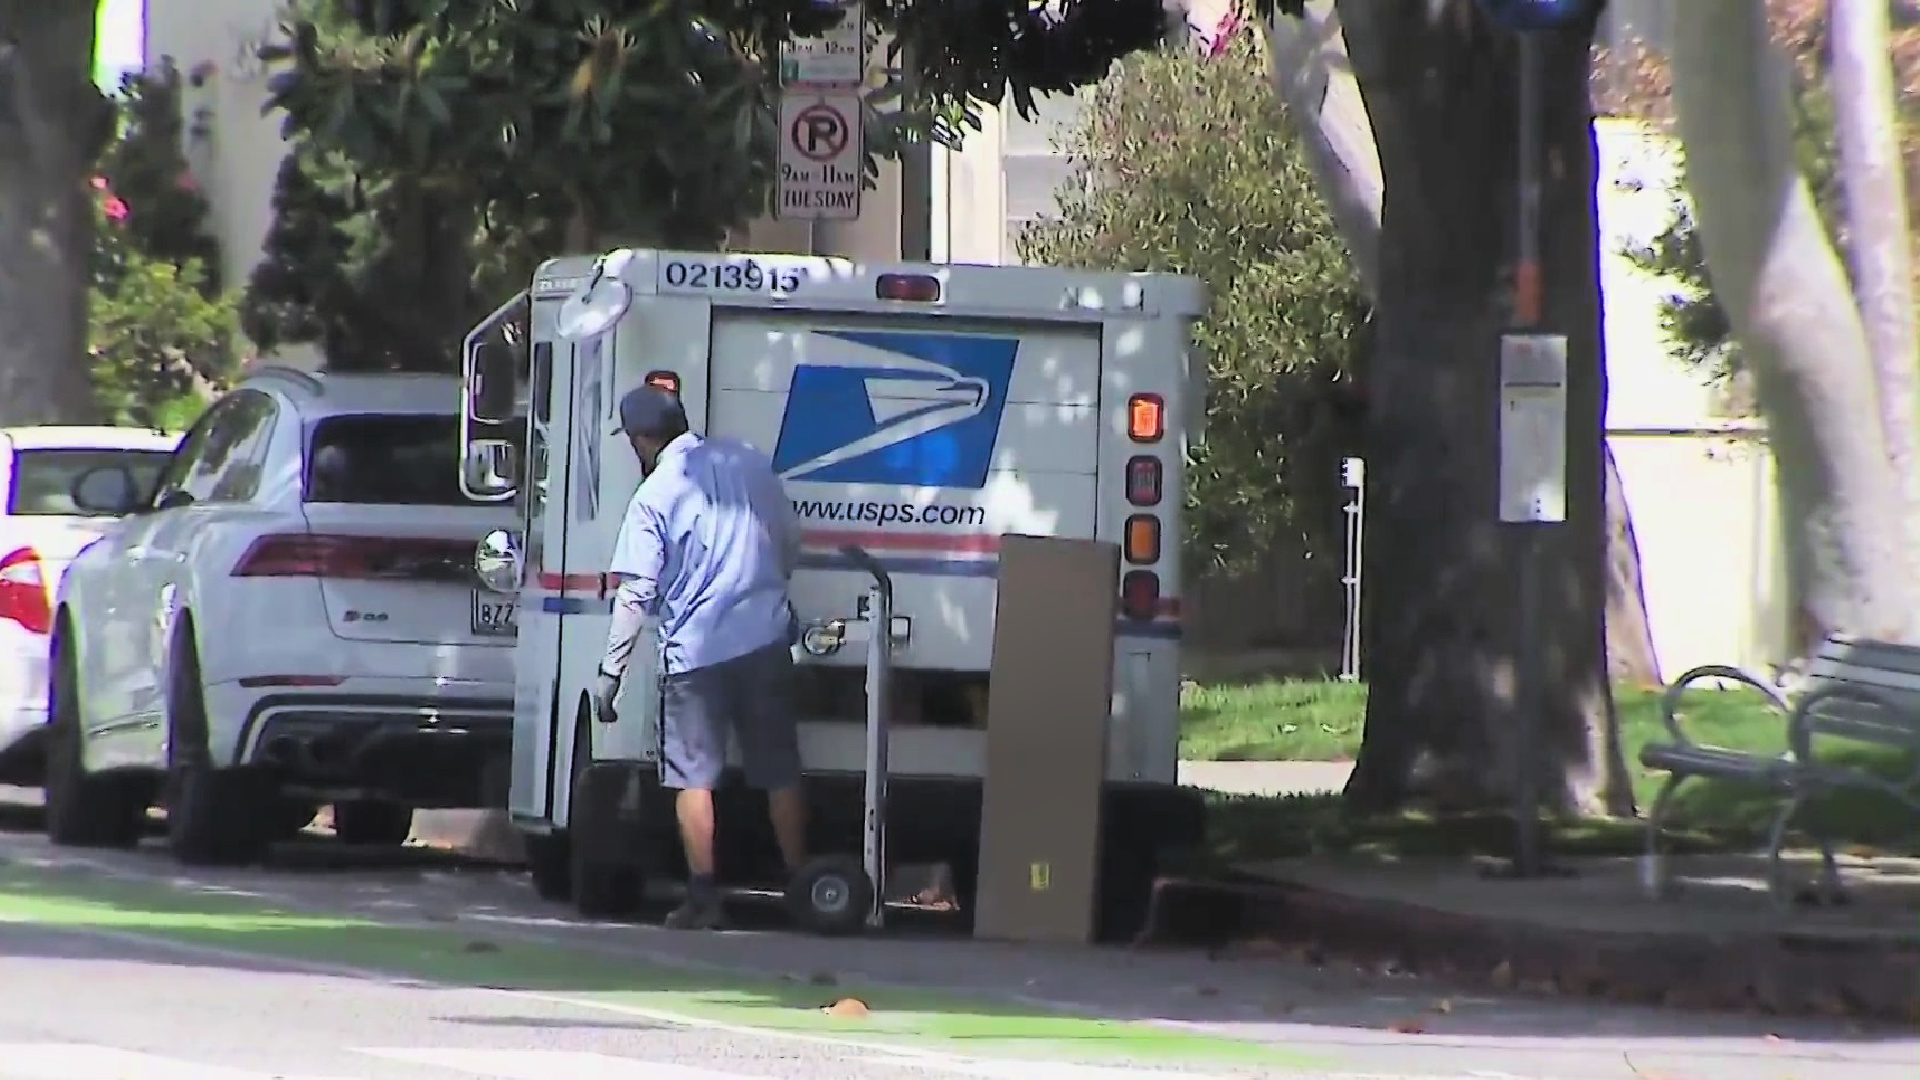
xmin=1176 ymin=759 xmax=1352 ymax=795
xmin=1230 ymin=851 xmax=1920 ymax=1022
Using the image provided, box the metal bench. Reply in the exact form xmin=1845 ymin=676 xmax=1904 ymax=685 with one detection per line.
xmin=1639 ymin=636 xmax=1920 ymax=906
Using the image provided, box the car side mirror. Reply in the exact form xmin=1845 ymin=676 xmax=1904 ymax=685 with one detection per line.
xmin=474 ymin=528 xmax=523 ymax=594
xmin=70 ymin=465 xmax=142 ymax=515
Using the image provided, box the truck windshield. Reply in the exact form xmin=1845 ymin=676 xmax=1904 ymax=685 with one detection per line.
xmin=307 ymin=414 xmax=526 ymax=507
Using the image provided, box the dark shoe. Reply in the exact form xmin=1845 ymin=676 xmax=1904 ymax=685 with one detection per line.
xmin=663 ymin=897 xmax=727 ymax=930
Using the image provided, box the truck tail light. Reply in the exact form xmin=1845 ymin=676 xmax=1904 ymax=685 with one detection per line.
xmin=1119 ymin=570 xmax=1160 ymax=621
xmin=0 ymin=547 xmax=51 ymax=635
xmin=1128 ymin=393 xmax=1164 ymax=443
xmin=877 ymin=274 xmax=942 ymax=303
xmin=1124 ymin=514 xmax=1161 ymax=565
xmin=644 ymin=370 xmax=680 ymax=393
xmin=1125 ymin=456 xmax=1162 ymax=506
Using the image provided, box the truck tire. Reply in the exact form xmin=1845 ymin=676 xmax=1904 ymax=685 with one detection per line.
xmin=163 ymin=622 xmax=269 ymax=867
xmin=43 ymin=620 xmax=148 ymax=849
xmin=566 ymin=703 xmax=647 ymax=919
xmin=333 ymin=800 xmax=413 ymax=846
xmin=525 ymin=832 xmax=573 ymax=901
xmin=271 ymin=800 xmax=320 ymax=840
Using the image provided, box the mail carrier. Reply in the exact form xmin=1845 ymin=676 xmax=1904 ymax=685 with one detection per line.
xmin=459 ymin=248 xmax=1208 ymax=936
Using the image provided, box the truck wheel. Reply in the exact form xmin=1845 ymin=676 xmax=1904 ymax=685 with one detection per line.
xmin=270 ymin=800 xmax=320 ymax=840
xmin=333 ymin=800 xmax=413 ymax=846
xmin=525 ymin=832 xmax=573 ymax=901
xmin=569 ymin=759 xmax=648 ymax=920
xmin=164 ymin=624 xmax=268 ymax=867
xmin=43 ymin=622 xmax=148 ymax=849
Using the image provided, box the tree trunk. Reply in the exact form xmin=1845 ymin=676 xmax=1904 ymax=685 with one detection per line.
xmin=1670 ymin=1 xmax=1920 ymax=644
xmin=1829 ymin=0 xmax=1920 ymax=574
xmin=0 ymin=2 xmax=111 ymax=425
xmin=1603 ymin=441 xmax=1661 ymax=685
xmin=1335 ymin=0 xmax=1629 ymax=816
xmin=1266 ymin=1 xmax=1658 ymax=699
xmin=1262 ymin=2 xmax=1383 ymax=291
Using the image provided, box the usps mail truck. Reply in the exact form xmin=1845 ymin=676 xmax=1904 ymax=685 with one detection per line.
xmin=461 ymin=248 xmax=1208 ymax=936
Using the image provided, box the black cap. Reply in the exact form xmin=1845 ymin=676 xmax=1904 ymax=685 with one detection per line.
xmin=614 ymin=384 xmax=688 ymax=439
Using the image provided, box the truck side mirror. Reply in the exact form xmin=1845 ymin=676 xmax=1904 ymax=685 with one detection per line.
xmin=462 ymin=439 xmax=519 ymax=501
xmin=468 ymin=339 xmax=519 ymax=425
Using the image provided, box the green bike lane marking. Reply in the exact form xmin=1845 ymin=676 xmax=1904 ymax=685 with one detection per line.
xmin=0 ymin=863 xmax=1324 ymax=1068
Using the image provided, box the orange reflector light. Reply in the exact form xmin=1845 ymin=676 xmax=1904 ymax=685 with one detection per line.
xmin=1125 ymin=456 xmax=1162 ymax=506
xmin=1119 ymin=570 xmax=1160 ymax=621
xmin=877 ymin=274 xmax=942 ymax=302
xmin=1124 ymin=514 xmax=1161 ymax=565
xmin=645 ymin=370 xmax=680 ymax=393
xmin=1127 ymin=393 xmax=1165 ymax=443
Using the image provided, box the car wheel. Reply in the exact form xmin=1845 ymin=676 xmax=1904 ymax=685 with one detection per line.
xmin=332 ymin=800 xmax=413 ymax=846
xmin=163 ymin=620 xmax=269 ymax=867
xmin=42 ymin=620 xmax=148 ymax=849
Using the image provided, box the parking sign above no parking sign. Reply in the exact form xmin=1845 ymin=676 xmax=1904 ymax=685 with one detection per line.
xmin=778 ymin=93 xmax=862 ymax=220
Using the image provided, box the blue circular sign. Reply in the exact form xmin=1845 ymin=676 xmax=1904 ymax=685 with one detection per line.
xmin=1474 ymin=0 xmax=1595 ymax=31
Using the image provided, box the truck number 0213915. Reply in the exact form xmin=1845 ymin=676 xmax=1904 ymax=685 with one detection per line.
xmin=660 ymin=258 xmax=803 ymax=294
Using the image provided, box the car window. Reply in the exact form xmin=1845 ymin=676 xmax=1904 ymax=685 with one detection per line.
xmin=6 ymin=448 xmax=172 ymax=517
xmin=203 ymin=393 xmax=279 ymax=503
xmin=307 ymin=414 xmax=524 ymax=507
xmin=179 ymin=391 xmax=276 ymax=504
xmin=149 ymin=398 xmax=237 ymax=509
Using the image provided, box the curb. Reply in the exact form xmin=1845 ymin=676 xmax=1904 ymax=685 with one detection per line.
xmin=1151 ymin=877 xmax=1920 ymax=1024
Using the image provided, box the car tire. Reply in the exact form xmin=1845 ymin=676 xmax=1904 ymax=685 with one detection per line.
xmin=163 ymin=621 xmax=269 ymax=867
xmin=332 ymin=800 xmax=413 ymax=846
xmin=42 ymin=620 xmax=148 ymax=849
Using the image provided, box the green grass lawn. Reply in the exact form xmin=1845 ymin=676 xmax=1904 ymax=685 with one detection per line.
xmin=1182 ymin=677 xmax=1920 ymax=861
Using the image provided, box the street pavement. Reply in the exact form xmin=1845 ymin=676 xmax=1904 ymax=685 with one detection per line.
xmin=0 ymin=793 xmax=1916 ymax=1080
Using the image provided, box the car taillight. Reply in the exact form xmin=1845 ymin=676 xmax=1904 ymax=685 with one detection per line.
xmin=0 ymin=547 xmax=51 ymax=635
xmin=1119 ymin=570 xmax=1160 ymax=621
xmin=1126 ymin=456 xmax=1162 ymax=506
xmin=1127 ymin=393 xmax=1165 ymax=443
xmin=233 ymin=534 xmax=462 ymax=579
xmin=1123 ymin=514 xmax=1161 ymax=565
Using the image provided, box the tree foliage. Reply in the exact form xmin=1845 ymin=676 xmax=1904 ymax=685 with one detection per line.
xmin=1617 ymin=5 xmax=1916 ymax=390
xmin=1018 ymin=25 xmax=1367 ymax=574
xmin=88 ymin=61 xmax=237 ymax=427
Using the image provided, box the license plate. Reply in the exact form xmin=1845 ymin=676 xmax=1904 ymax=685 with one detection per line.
xmin=471 ymin=591 xmax=518 ymax=636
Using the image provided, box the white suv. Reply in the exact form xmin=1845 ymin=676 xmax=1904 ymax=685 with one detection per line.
xmin=43 ymin=368 xmax=519 ymax=865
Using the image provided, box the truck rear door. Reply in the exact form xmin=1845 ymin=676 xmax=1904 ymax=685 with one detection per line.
xmin=707 ymin=312 xmax=1102 ymax=672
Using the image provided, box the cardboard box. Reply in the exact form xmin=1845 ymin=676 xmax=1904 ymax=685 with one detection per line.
xmin=972 ymin=534 xmax=1118 ymax=944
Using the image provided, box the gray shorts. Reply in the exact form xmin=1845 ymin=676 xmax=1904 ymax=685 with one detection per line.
xmin=658 ymin=642 xmax=801 ymax=791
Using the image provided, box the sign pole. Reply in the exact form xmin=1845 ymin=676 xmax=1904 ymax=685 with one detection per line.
xmin=776 ymin=2 xmax=866 ymax=232
xmin=1491 ymin=27 xmax=1574 ymax=883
